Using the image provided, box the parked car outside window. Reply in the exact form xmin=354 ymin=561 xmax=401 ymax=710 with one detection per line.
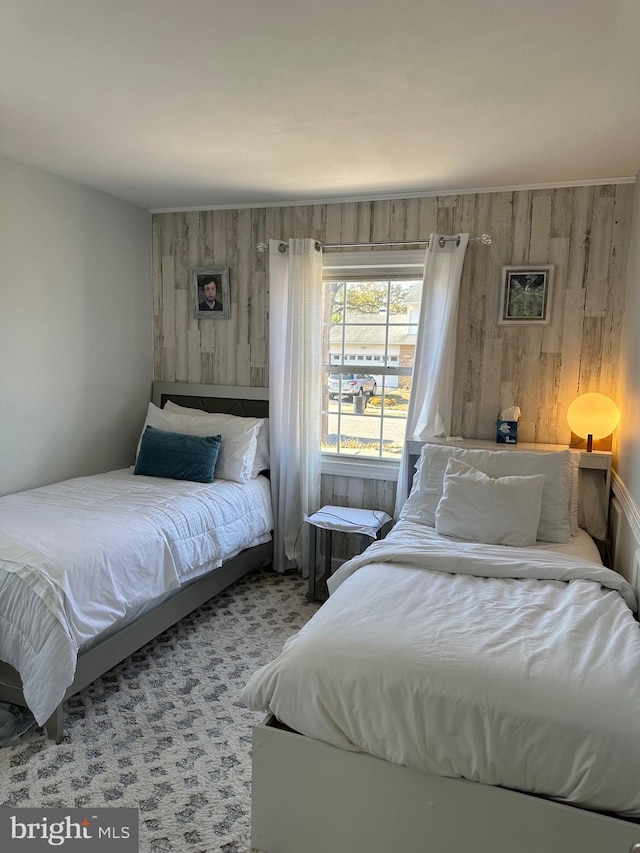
xmin=327 ymin=373 xmax=377 ymax=400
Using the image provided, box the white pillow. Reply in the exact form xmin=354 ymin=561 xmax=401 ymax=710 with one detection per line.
xmin=435 ymin=458 xmax=545 ymax=547
xmin=137 ymin=402 xmax=263 ymax=484
xmin=402 ymin=443 xmax=573 ymax=543
xmin=253 ymin=419 xmax=270 ymax=476
xmin=164 ymin=400 xmax=270 ymax=477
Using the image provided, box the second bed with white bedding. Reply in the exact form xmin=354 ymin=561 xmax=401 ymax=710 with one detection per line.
xmin=242 ymin=520 xmax=640 ymax=819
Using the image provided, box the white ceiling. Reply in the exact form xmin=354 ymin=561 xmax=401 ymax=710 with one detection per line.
xmin=1 ymin=0 xmax=639 ymax=211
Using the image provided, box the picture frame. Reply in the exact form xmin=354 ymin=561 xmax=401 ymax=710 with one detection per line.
xmin=499 ymin=265 xmax=554 ymax=325
xmin=191 ymin=266 xmax=231 ymax=319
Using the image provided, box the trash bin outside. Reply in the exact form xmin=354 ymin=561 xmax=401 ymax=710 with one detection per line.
xmin=354 ymin=394 xmax=367 ymax=414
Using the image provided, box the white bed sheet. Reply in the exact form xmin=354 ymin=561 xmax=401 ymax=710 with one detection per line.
xmin=242 ymin=521 xmax=640 ymax=818
xmin=0 ymin=469 xmax=273 ymax=724
xmin=530 ymin=527 xmax=602 ymax=564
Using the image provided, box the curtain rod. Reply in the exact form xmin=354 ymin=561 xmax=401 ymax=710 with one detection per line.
xmin=256 ymin=234 xmax=492 ymax=253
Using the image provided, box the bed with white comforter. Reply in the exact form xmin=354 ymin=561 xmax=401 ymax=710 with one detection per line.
xmin=0 ymin=468 xmax=273 ymax=727
xmin=0 ymin=385 xmax=274 ymax=737
xmin=243 ymin=520 xmax=640 ymax=817
xmin=242 ymin=443 xmax=640 ymax=824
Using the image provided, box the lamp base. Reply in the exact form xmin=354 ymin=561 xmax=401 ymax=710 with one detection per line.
xmin=569 ymin=431 xmax=612 ymax=452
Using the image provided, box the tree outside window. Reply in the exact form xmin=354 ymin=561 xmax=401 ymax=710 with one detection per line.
xmin=321 ymin=277 xmax=422 ymax=460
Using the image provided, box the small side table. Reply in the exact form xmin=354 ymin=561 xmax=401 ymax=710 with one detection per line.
xmin=305 ymin=505 xmax=392 ymax=602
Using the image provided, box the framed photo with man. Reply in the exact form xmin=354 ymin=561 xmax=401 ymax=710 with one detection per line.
xmin=191 ymin=266 xmax=231 ymax=319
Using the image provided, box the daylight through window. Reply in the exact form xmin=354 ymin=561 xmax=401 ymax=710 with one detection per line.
xmin=321 ymin=252 xmax=424 ymax=461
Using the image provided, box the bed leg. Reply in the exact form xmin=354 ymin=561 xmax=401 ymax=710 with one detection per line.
xmin=44 ymin=704 xmax=64 ymax=743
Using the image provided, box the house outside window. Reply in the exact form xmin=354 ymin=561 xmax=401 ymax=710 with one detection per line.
xmin=321 ymin=251 xmax=424 ymax=479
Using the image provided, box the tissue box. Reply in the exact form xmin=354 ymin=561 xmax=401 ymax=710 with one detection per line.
xmin=496 ymin=420 xmax=518 ymax=444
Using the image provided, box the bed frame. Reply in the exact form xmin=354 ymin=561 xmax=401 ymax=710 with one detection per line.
xmin=252 ymin=716 xmax=640 ymax=853
xmin=250 ymin=439 xmax=640 ymax=853
xmin=0 ymin=382 xmax=271 ymax=743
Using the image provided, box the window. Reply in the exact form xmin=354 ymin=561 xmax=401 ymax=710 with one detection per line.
xmin=321 ymin=251 xmax=424 ymax=470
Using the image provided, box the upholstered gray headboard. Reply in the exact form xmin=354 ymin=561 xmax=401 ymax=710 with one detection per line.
xmin=151 ymin=381 xmax=269 ymax=420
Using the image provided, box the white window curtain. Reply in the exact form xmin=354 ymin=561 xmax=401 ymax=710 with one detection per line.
xmin=394 ymin=233 xmax=469 ymax=518
xmin=269 ymin=238 xmax=323 ymax=573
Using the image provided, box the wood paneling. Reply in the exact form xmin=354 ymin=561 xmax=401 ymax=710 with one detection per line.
xmin=152 ymin=184 xmax=633 ymax=546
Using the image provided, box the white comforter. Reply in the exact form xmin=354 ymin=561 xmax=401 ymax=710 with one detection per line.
xmin=242 ymin=521 xmax=640 ymax=817
xmin=0 ymin=469 xmax=273 ymax=724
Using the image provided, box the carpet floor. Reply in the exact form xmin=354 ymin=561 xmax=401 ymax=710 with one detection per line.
xmin=0 ymin=567 xmax=319 ymax=852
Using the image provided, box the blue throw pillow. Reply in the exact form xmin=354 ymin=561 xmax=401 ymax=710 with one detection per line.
xmin=134 ymin=426 xmax=222 ymax=483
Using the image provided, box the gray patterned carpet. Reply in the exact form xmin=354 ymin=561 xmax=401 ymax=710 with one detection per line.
xmin=0 ymin=567 xmax=319 ymax=852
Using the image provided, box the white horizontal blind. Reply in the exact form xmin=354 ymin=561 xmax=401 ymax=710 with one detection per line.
xmin=322 ymin=250 xmax=425 ymax=282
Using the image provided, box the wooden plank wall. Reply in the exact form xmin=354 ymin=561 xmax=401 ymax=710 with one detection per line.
xmin=152 ymin=183 xmax=634 ymax=548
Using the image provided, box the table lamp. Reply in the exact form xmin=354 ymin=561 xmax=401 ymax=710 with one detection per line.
xmin=566 ymin=392 xmax=620 ymax=452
